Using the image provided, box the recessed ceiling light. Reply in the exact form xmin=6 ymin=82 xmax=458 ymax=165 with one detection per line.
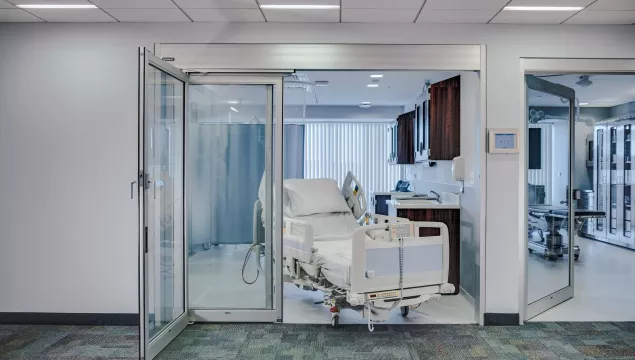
xmin=17 ymin=4 xmax=98 ymax=9
xmin=230 ymin=107 xmax=239 ymax=113
xmin=361 ymin=101 xmax=371 ymax=105
xmin=504 ymin=6 xmax=584 ymax=11
xmin=370 ymin=74 xmax=384 ymax=78
xmin=260 ymin=5 xmax=340 ymax=10
xmin=227 ymin=100 xmax=239 ymax=104
xmin=580 ymin=103 xmax=589 ymax=106
xmin=367 ymin=84 xmax=379 ymax=88
xmin=315 ymin=81 xmax=329 ymax=87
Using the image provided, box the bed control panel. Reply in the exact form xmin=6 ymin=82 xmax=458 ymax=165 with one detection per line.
xmin=390 ymin=222 xmax=414 ymax=240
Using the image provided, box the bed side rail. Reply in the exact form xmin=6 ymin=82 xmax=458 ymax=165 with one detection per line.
xmin=282 ymin=217 xmax=315 ymax=263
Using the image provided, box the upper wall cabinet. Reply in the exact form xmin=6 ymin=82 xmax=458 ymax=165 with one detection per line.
xmin=429 ymin=76 xmax=461 ymax=160
xmin=395 ymin=110 xmax=416 ymax=164
xmin=389 ymin=75 xmax=460 ymax=165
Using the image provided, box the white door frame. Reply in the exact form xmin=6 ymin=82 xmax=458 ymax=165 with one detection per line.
xmin=519 ymin=58 xmax=635 ymax=324
xmin=155 ymin=43 xmax=487 ymax=325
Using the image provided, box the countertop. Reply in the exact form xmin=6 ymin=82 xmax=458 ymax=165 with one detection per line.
xmin=372 ymin=191 xmax=414 ymax=196
xmin=386 ymin=192 xmax=460 ymax=210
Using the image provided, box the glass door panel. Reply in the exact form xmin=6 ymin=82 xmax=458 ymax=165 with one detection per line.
xmin=139 ymin=48 xmax=189 ymax=360
xmin=525 ymin=75 xmax=576 ymax=320
xmin=186 ymin=75 xmax=283 ymax=323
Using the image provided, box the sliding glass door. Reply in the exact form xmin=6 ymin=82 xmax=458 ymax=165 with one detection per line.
xmin=186 ymin=75 xmax=284 ymax=323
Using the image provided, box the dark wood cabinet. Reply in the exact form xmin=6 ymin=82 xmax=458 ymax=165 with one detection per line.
xmin=388 ymin=75 xmax=460 ymax=164
xmin=396 ymin=208 xmax=460 ymax=295
xmin=429 ymin=76 xmax=461 ymax=160
xmin=395 ymin=110 xmax=415 ymax=164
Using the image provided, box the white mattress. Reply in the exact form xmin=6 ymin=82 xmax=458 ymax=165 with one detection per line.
xmin=294 ymin=212 xmax=359 ymax=241
xmin=309 ymin=239 xmax=353 ymax=289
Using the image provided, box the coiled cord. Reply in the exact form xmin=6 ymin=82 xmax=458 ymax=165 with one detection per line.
xmin=242 ymin=243 xmax=263 ymax=285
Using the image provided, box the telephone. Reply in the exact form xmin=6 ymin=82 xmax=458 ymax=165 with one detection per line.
xmin=394 ymin=180 xmax=412 ymax=192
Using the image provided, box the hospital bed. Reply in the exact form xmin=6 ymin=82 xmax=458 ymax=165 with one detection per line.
xmin=250 ymin=172 xmax=455 ymax=330
xmin=528 ymin=205 xmax=605 ymax=261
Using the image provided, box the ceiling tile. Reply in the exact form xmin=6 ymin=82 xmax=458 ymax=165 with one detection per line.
xmin=0 ymin=1 xmax=15 ymax=8
xmin=565 ymin=10 xmax=635 ymax=23
xmin=423 ymin=0 xmax=509 ymax=10
xmin=490 ymin=9 xmax=578 ymax=23
xmin=26 ymin=8 xmax=116 ymax=21
xmin=506 ymin=0 xmax=594 ymax=7
xmin=0 ymin=8 xmax=43 ymax=21
xmin=587 ymin=0 xmax=635 ymax=11
xmin=9 ymin=0 xmax=93 ymax=4
xmin=183 ymin=8 xmax=263 ymax=21
xmin=342 ymin=9 xmax=416 ymax=22
xmin=262 ymin=8 xmax=339 ymax=22
xmin=174 ymin=0 xmax=258 ymax=9
xmin=107 ymin=8 xmax=191 ymax=22
xmin=90 ymin=0 xmax=177 ymax=9
xmin=258 ymin=0 xmax=338 ymax=5
xmin=342 ymin=0 xmax=423 ymax=9
xmin=417 ymin=9 xmax=498 ymax=23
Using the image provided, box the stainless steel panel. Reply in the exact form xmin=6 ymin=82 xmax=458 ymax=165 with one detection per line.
xmin=159 ymin=44 xmax=482 ymax=72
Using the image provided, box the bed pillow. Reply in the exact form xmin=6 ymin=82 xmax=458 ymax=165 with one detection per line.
xmin=284 ymin=178 xmax=351 ymax=217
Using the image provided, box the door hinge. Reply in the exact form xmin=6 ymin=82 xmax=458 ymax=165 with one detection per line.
xmin=144 ymin=226 xmax=148 ymax=254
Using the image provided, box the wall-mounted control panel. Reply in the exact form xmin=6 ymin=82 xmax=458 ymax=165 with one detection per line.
xmin=488 ymin=129 xmax=520 ymax=154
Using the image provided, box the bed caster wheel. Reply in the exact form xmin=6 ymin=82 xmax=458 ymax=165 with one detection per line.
xmin=574 ymin=254 xmax=580 ymax=261
xmin=557 ymin=254 xmax=564 ymax=258
xmin=331 ymin=315 xmax=340 ymax=328
xmin=528 ymin=249 xmax=533 ymax=254
xmin=547 ymin=254 xmax=558 ymax=261
xmin=202 ymin=243 xmax=211 ymax=250
xmin=212 ymin=243 xmax=219 ymax=247
xmin=400 ymin=306 xmax=409 ymax=317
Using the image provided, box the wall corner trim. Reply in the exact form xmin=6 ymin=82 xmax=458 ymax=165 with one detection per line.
xmin=483 ymin=313 xmax=520 ymax=326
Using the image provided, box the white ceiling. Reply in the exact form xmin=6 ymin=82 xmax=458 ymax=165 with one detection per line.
xmin=0 ymin=0 xmax=634 ymax=24
xmin=528 ymin=74 xmax=635 ymax=107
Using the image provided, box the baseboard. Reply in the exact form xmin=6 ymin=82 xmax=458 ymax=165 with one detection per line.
xmin=483 ymin=313 xmax=519 ymax=326
xmin=0 ymin=312 xmax=139 ymax=326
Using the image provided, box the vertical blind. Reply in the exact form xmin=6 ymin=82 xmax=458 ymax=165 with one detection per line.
xmin=304 ymin=123 xmax=402 ymax=203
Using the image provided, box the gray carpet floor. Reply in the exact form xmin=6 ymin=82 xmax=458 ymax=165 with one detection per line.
xmin=2 ymin=322 xmax=635 ymax=359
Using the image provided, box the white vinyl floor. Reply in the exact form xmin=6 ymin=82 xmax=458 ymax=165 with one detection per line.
xmin=187 ymin=244 xmax=477 ymax=324
xmin=529 ymin=236 xmax=635 ymax=322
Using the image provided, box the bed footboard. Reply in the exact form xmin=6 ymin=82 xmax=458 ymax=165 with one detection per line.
xmin=349 ymin=221 xmax=452 ymax=295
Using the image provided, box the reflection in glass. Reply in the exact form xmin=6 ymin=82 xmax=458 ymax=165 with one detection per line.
xmin=146 ymin=66 xmax=185 ymax=339
xmin=526 ymin=88 xmax=571 ymax=304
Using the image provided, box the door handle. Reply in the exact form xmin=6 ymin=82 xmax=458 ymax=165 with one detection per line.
xmin=130 ymin=181 xmax=137 ymax=199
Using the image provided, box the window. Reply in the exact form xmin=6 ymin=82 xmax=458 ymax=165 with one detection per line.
xmin=304 ymin=123 xmax=402 ymax=204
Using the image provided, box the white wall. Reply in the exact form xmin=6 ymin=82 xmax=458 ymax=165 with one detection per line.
xmin=0 ymin=22 xmax=634 ymax=316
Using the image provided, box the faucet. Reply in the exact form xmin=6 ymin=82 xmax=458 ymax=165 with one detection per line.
xmin=430 ymin=191 xmax=441 ymax=203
